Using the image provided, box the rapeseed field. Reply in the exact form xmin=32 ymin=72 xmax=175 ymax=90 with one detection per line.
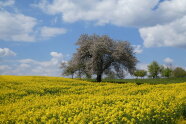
xmin=0 ymin=75 xmax=185 ymax=123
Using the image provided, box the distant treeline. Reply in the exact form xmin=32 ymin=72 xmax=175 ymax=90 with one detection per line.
xmin=133 ymin=61 xmax=186 ymax=79
xmin=84 ymin=77 xmax=186 ymax=85
xmin=60 ymin=34 xmax=186 ymax=82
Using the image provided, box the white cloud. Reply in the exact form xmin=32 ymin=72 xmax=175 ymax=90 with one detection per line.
xmin=1 ymin=52 xmax=66 ymax=76
xmin=40 ymin=26 xmax=67 ymax=38
xmin=156 ymin=0 xmax=186 ymax=24
xmin=36 ymin=0 xmax=159 ymax=26
xmin=50 ymin=52 xmax=63 ymax=58
xmin=0 ymin=48 xmax=16 ymax=57
xmin=133 ymin=45 xmax=143 ymax=54
xmin=0 ymin=0 xmax=15 ymax=7
xmin=164 ymin=57 xmax=173 ymax=64
xmin=0 ymin=11 xmax=37 ymax=42
xmin=36 ymin=0 xmax=186 ymax=26
xmin=0 ymin=1 xmax=67 ymax=43
xmin=0 ymin=11 xmax=67 ymax=42
xmin=35 ymin=0 xmax=186 ymax=48
xmin=139 ymin=0 xmax=186 ymax=48
xmin=140 ymin=16 xmax=186 ymax=48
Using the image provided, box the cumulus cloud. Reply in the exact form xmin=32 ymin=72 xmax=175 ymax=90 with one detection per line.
xmin=35 ymin=0 xmax=159 ymax=26
xmin=35 ymin=0 xmax=186 ymax=48
xmin=139 ymin=0 xmax=186 ymax=48
xmin=0 ymin=0 xmax=67 ymax=42
xmin=156 ymin=0 xmax=186 ymax=23
xmin=133 ymin=45 xmax=143 ymax=54
xmin=0 ymin=1 xmax=37 ymax=42
xmin=40 ymin=26 xmax=67 ymax=38
xmin=163 ymin=57 xmax=173 ymax=64
xmin=0 ymin=52 xmax=66 ymax=76
xmin=35 ymin=0 xmax=186 ymax=26
xmin=140 ymin=16 xmax=186 ymax=48
xmin=0 ymin=11 xmax=37 ymax=42
xmin=50 ymin=52 xmax=63 ymax=58
xmin=0 ymin=48 xmax=16 ymax=57
xmin=0 ymin=11 xmax=67 ymax=42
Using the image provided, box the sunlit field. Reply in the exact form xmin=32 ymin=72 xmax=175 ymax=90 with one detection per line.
xmin=0 ymin=75 xmax=186 ymax=123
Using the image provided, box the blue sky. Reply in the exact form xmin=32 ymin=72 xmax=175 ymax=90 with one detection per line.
xmin=0 ymin=0 xmax=186 ymax=76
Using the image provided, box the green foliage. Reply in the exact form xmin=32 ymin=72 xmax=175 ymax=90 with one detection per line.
xmin=148 ymin=61 xmax=160 ymax=78
xmin=134 ymin=70 xmax=147 ymax=78
xmin=172 ymin=67 xmax=186 ymax=78
xmin=85 ymin=77 xmax=186 ymax=85
xmin=160 ymin=66 xmax=172 ymax=78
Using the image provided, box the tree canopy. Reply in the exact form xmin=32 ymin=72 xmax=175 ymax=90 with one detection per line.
xmin=160 ymin=66 xmax=172 ymax=78
xmin=134 ymin=70 xmax=147 ymax=78
xmin=62 ymin=34 xmax=137 ymax=82
xmin=148 ymin=61 xmax=160 ymax=78
xmin=172 ymin=67 xmax=186 ymax=78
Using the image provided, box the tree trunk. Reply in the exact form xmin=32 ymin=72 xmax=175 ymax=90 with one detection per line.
xmin=72 ymin=74 xmax=74 ymax=79
xmin=96 ymin=74 xmax=102 ymax=82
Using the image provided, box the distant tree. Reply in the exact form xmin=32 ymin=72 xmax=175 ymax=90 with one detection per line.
xmin=63 ymin=34 xmax=137 ymax=82
xmin=160 ymin=66 xmax=172 ymax=78
xmin=172 ymin=67 xmax=186 ymax=78
xmin=61 ymin=54 xmax=90 ymax=79
xmin=148 ymin=61 xmax=160 ymax=78
xmin=61 ymin=61 xmax=76 ymax=79
xmin=134 ymin=70 xmax=147 ymax=79
xmin=134 ymin=70 xmax=140 ymax=78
